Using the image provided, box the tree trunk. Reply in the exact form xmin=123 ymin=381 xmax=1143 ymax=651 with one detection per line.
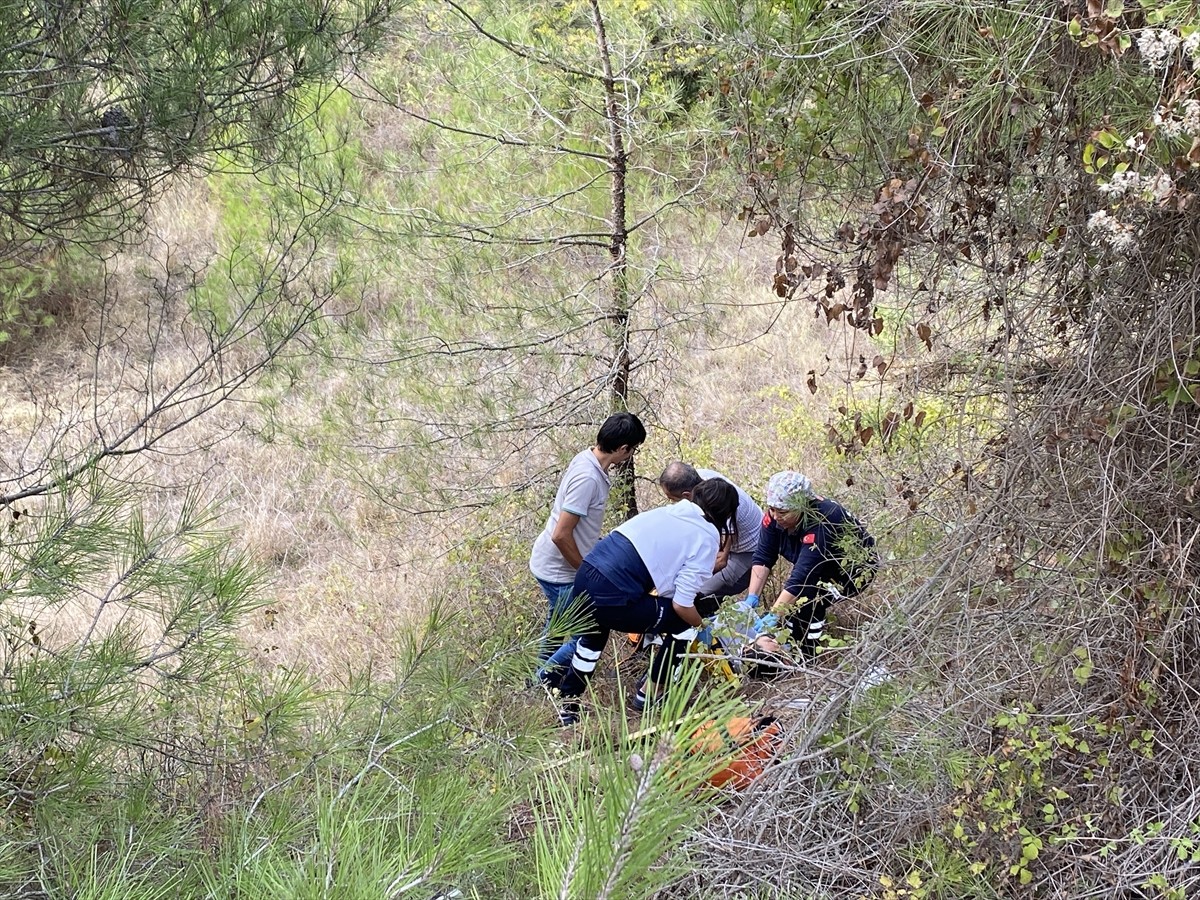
xmin=589 ymin=0 xmax=637 ymax=519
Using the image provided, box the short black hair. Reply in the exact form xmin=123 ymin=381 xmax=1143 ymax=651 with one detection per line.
xmin=689 ymin=478 xmax=739 ymax=534
xmin=658 ymin=461 xmax=701 ymax=495
xmin=596 ymin=412 xmax=646 ymax=453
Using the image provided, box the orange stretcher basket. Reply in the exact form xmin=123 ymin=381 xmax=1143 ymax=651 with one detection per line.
xmin=689 ymin=715 xmax=782 ymax=789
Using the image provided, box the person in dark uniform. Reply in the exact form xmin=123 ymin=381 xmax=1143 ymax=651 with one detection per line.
xmin=744 ymin=471 xmax=877 ymax=658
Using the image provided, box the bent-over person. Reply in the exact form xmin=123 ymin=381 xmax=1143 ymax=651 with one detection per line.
xmin=745 ymin=471 xmax=877 ymax=658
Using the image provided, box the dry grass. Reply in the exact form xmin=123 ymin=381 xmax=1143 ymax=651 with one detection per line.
xmin=0 ymin=177 xmax=457 ymax=683
xmin=652 ymin=231 xmax=890 ymax=496
xmin=0 ymin=153 xmax=896 ymax=701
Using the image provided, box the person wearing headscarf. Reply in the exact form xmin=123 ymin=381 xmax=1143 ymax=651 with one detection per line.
xmin=548 ymin=478 xmax=741 ymax=726
xmin=744 ymin=471 xmax=877 ymax=657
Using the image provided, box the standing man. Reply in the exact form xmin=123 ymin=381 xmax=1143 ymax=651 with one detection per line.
xmin=657 ymin=462 xmax=764 ymax=612
xmin=529 ymin=412 xmax=646 ymax=679
xmin=745 ymin=471 xmax=878 ymax=657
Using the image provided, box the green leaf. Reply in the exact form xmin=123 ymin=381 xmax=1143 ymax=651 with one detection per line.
xmin=1083 ymin=142 xmax=1102 ymax=173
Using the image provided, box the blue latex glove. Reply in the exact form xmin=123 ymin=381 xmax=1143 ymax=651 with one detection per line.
xmin=754 ymin=613 xmax=778 ymax=632
xmin=732 ymin=594 xmax=759 ymax=614
xmin=695 ymin=625 xmax=713 ymax=646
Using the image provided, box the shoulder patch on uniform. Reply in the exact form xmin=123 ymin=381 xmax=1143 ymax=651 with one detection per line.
xmin=802 ymin=532 xmax=816 ymax=544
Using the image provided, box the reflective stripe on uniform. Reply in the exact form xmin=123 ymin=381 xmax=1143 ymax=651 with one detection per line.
xmin=571 ymin=643 xmax=602 ymax=674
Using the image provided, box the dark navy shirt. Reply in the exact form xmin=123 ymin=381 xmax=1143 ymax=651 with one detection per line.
xmin=751 ymin=497 xmax=877 ymax=598
xmin=577 ymin=531 xmax=654 ymax=605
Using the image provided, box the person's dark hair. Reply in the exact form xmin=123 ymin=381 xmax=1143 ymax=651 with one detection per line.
xmin=658 ymin=461 xmax=701 ymax=495
xmin=596 ymin=412 xmax=646 ymax=453
xmin=689 ymin=478 xmax=739 ymax=535
xmin=743 ymin=645 xmax=788 ymax=680
xmin=694 ymin=592 xmax=721 ymax=619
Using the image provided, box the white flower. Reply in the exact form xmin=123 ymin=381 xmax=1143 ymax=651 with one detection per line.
xmin=1097 ymin=171 xmax=1141 ymax=197
xmin=1146 ymin=172 xmax=1174 ymax=202
xmin=1182 ymin=100 xmax=1200 ymax=136
xmin=1138 ymin=28 xmax=1181 ymax=70
xmin=1109 ymin=229 xmax=1138 ymax=253
xmin=1097 ymin=171 xmax=1174 ymax=203
xmin=1157 ymin=116 xmax=1186 ymax=139
xmin=1152 ymin=100 xmax=1200 ymax=140
xmin=1087 ymin=209 xmax=1139 ymax=253
xmin=1183 ymin=31 xmax=1200 ymax=59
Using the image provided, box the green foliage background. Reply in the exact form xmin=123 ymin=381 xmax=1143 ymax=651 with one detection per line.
xmin=4 ymin=0 xmax=1200 ymax=898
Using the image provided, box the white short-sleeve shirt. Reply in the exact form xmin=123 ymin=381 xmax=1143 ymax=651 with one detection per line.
xmin=529 ymin=449 xmax=611 ymax=584
xmin=614 ymin=500 xmax=719 ymax=610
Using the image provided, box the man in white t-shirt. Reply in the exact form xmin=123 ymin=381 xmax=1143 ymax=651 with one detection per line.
xmin=529 ymin=412 xmax=645 ymax=679
xmin=657 ymin=462 xmax=764 ymax=610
